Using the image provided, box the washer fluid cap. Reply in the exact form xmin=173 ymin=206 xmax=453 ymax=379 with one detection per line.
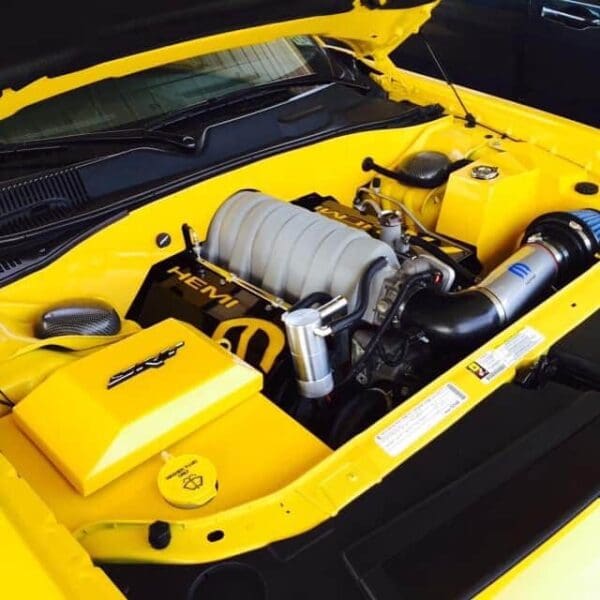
xmin=158 ymin=454 xmax=218 ymax=509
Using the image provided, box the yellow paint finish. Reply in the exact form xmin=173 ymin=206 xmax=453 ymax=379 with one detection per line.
xmin=0 ymin=4 xmax=438 ymax=120
xmin=437 ymin=154 xmax=540 ymax=266
xmin=386 ymin=67 xmax=600 ymax=175
xmin=0 ymin=120 xmax=595 ymax=317
xmin=478 ymin=501 xmax=600 ymax=599
xmin=14 ymin=319 xmax=262 ymax=495
xmin=0 ymin=127 xmax=432 ymax=315
xmin=0 ymin=454 xmax=122 ymax=599
xmin=0 ymin=301 xmax=139 ymax=361
xmin=0 ymin=263 xmax=591 ymax=564
xmin=212 ymin=317 xmax=286 ymax=373
xmin=0 ymin=349 xmax=78 ymax=416
xmin=0 ymin=5 xmax=597 ymax=579
xmin=0 ymin=393 xmax=331 ymax=534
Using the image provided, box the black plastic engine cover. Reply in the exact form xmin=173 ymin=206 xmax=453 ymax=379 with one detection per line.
xmin=127 ymin=252 xmax=286 ymax=376
xmin=294 ymin=194 xmax=381 ymax=235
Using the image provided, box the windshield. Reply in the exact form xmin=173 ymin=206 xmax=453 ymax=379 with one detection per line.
xmin=0 ymin=36 xmax=328 ymax=144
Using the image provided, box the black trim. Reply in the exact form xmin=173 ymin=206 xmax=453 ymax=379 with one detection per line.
xmin=352 ymin=391 xmax=600 ymax=599
xmin=0 ymin=87 xmax=443 ymax=285
xmin=102 ymin=378 xmax=600 ymax=599
xmin=362 ymin=0 xmax=435 ymax=8
xmin=0 ymin=212 xmax=126 ymax=287
xmin=550 ymin=309 xmax=600 ymax=390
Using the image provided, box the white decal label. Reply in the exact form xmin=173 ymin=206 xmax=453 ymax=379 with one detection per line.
xmin=466 ymin=326 xmax=544 ymax=384
xmin=375 ymin=383 xmax=468 ymax=457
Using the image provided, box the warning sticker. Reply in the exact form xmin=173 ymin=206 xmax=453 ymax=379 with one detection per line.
xmin=375 ymin=383 xmax=468 ymax=457
xmin=467 ymin=326 xmax=544 ymax=384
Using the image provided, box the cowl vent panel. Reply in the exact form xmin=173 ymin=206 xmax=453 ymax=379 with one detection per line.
xmin=0 ymin=168 xmax=89 ymax=235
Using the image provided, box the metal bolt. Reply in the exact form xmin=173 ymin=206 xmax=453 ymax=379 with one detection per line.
xmin=376 ymin=299 xmax=390 ymax=314
xmin=471 ymin=165 xmax=499 ymax=180
xmin=356 ymin=372 xmax=369 ymax=385
xmin=155 ymin=232 xmax=171 ymax=248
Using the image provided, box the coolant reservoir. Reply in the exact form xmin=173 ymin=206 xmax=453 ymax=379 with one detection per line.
xmin=435 ymin=153 xmax=539 ymax=267
xmin=13 ymin=318 xmax=262 ymax=495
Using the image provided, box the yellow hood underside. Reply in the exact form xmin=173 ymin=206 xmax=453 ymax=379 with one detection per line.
xmin=0 ymin=2 xmax=438 ymax=121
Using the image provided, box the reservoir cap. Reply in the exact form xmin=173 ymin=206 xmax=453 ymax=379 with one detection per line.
xmin=158 ymin=453 xmax=218 ymax=509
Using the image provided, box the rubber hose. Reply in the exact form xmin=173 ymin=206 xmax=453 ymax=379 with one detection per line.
xmin=337 ymin=273 xmax=432 ymax=387
xmin=291 ymin=292 xmax=333 ymax=311
xmin=409 ymin=235 xmax=478 ymax=285
xmin=404 ymin=288 xmax=501 ymax=348
xmin=328 ymin=256 xmax=389 ymax=335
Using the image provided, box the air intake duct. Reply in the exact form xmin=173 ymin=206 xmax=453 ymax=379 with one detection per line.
xmin=405 ymin=209 xmax=600 ymax=347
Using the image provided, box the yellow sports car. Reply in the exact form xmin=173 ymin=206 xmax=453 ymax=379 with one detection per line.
xmin=0 ymin=1 xmax=598 ymax=598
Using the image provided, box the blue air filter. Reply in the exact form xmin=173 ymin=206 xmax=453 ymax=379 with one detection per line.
xmin=570 ymin=209 xmax=600 ymax=248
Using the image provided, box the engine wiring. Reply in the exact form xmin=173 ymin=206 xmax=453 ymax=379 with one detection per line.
xmin=336 ymin=271 xmax=434 ymax=388
xmin=357 ymin=185 xmax=473 ymax=254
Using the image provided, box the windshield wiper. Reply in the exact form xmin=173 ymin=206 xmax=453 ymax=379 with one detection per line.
xmin=0 ymin=128 xmax=198 ymax=157
xmin=144 ymin=74 xmax=371 ymax=130
xmin=0 ymin=76 xmax=368 ymax=157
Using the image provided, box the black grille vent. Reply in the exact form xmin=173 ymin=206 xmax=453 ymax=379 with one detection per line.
xmin=0 ymin=168 xmax=90 ymax=235
xmin=0 ymin=257 xmax=22 ymax=273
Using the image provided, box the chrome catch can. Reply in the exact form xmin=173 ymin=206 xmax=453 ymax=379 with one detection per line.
xmin=282 ymin=308 xmax=333 ymax=399
xmin=282 ymin=296 xmax=346 ymax=399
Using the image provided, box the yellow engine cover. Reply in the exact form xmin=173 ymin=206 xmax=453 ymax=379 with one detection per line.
xmin=13 ymin=318 xmax=262 ymax=496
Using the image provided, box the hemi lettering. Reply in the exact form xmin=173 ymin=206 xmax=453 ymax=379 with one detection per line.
xmin=167 ymin=265 xmax=193 ymax=281
xmin=315 ymin=206 xmax=372 ymax=230
xmin=185 ymin=276 xmax=206 ymax=291
xmin=167 ymin=266 xmax=239 ymax=308
xmin=202 ymin=285 xmax=238 ymax=306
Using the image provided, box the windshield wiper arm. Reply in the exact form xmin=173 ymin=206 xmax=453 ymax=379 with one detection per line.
xmin=144 ymin=75 xmax=371 ymax=131
xmin=0 ymin=128 xmax=197 ymax=157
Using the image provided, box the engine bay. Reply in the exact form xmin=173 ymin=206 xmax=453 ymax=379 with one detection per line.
xmin=0 ymin=116 xmax=598 ymax=562
xmin=125 ymin=150 xmax=600 ymax=448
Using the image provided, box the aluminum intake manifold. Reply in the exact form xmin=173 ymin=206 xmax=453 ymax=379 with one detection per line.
xmin=204 ymin=191 xmax=399 ymax=322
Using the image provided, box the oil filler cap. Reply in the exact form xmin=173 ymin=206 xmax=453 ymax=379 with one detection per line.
xmin=158 ymin=453 xmax=218 ymax=509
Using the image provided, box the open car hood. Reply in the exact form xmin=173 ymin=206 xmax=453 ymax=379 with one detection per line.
xmin=1 ymin=0 xmax=436 ymax=93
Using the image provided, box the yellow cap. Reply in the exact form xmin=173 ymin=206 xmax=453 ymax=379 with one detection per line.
xmin=157 ymin=454 xmax=218 ymax=509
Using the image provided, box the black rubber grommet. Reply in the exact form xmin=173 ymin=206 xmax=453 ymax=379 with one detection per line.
xmin=148 ymin=520 xmax=171 ymax=549
xmin=575 ymin=182 xmax=599 ymax=195
xmin=362 ymin=156 xmax=375 ymax=171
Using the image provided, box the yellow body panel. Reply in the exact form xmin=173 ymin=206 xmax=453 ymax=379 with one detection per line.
xmin=0 ymin=120 xmax=597 ymax=316
xmin=0 ymin=393 xmax=331 ymax=533
xmin=0 ymin=3 xmax=598 ymax=594
xmin=0 ymin=4 xmax=438 ymax=121
xmin=0 ymin=262 xmax=596 ymax=565
xmin=0 ymin=349 xmax=78 ymax=417
xmin=386 ymin=67 xmax=600 ymax=175
xmin=14 ymin=319 xmax=262 ymax=495
xmin=0 ymin=454 xmax=123 ymax=599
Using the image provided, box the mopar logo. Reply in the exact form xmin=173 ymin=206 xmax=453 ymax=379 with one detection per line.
xmin=508 ymin=262 xmax=533 ymax=280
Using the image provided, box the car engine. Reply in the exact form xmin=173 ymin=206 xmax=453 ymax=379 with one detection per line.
xmin=124 ymin=152 xmax=600 ymax=446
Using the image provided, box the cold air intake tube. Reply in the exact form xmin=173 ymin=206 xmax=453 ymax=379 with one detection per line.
xmin=405 ymin=210 xmax=600 ymax=347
